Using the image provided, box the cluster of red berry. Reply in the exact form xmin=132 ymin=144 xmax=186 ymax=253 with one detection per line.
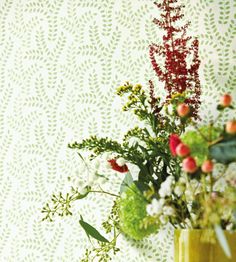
xmin=170 ymin=94 xmax=235 ymax=174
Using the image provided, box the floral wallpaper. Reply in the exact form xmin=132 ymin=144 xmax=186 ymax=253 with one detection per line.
xmin=0 ymin=0 xmax=235 ymax=261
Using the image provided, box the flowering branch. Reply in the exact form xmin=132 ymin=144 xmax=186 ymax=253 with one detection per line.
xmin=149 ymin=0 xmax=201 ymax=118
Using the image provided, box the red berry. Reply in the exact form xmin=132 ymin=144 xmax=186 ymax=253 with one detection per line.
xmin=176 ymin=143 xmax=190 ymax=157
xmin=182 ymin=157 xmax=198 ymax=174
xmin=201 ymin=160 xmax=214 ymax=173
xmin=220 ymin=94 xmax=232 ymax=107
xmin=226 ymin=120 xmax=236 ymax=134
xmin=177 ymin=103 xmax=190 ymax=117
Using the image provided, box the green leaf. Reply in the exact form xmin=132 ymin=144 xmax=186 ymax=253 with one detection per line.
xmin=209 ymin=137 xmax=236 ymax=164
xmin=120 ymin=172 xmax=133 ymax=193
xmin=79 ymin=216 xmax=109 ymax=243
xmin=214 ymin=225 xmax=231 ymax=258
xmin=182 ymin=126 xmax=221 ymax=165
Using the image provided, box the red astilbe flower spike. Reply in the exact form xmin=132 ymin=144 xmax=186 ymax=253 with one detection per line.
xmin=149 ymin=0 xmax=201 ymax=119
xmin=108 ymin=159 xmax=129 ymax=173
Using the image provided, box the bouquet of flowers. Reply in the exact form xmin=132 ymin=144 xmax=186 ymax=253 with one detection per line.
xmin=42 ymin=1 xmax=236 ymax=261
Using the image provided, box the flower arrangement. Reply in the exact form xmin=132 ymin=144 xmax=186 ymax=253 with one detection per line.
xmin=42 ymin=1 xmax=236 ymax=261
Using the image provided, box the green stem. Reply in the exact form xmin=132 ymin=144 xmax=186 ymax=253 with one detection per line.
xmin=89 ymin=190 xmax=120 ymax=198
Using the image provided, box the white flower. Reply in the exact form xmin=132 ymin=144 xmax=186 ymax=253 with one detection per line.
xmin=159 ymin=215 xmax=168 ymax=224
xmin=159 ymin=176 xmax=175 ymax=198
xmin=116 ymin=157 xmax=126 ymax=167
xmin=174 ymin=185 xmax=184 ymax=197
xmin=163 ymin=206 xmax=175 ymax=216
xmin=185 ymin=189 xmax=194 ymax=201
xmin=152 ymin=173 xmax=158 ymax=179
xmin=146 ymin=198 xmax=163 ymax=216
xmin=226 ymin=223 xmax=233 ymax=231
xmin=159 ymin=198 xmax=165 ymax=205
xmin=190 ymin=179 xmax=199 ymax=188
xmin=179 ymin=177 xmax=186 ymax=184
xmin=142 ymin=160 xmax=147 ymax=165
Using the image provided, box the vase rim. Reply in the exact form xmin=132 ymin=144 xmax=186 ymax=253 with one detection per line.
xmin=174 ymin=229 xmax=235 ymax=233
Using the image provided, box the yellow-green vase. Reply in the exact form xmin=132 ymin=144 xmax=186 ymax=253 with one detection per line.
xmin=174 ymin=229 xmax=236 ymax=262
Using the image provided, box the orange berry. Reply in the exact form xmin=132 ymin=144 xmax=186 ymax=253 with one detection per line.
xmin=182 ymin=157 xmax=198 ymax=174
xmin=220 ymin=94 xmax=232 ymax=107
xmin=176 ymin=143 xmax=191 ymax=157
xmin=226 ymin=120 xmax=236 ymax=134
xmin=177 ymin=103 xmax=190 ymax=117
xmin=201 ymin=160 xmax=214 ymax=173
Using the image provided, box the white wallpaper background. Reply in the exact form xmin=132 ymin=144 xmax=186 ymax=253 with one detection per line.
xmin=0 ymin=0 xmax=235 ymax=261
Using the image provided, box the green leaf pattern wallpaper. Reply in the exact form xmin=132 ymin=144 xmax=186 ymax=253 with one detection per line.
xmin=0 ymin=0 xmax=235 ymax=261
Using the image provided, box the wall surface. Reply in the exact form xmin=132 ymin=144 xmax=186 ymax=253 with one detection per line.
xmin=0 ymin=0 xmax=235 ymax=261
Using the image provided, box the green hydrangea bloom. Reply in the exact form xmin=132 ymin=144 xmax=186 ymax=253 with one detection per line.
xmin=182 ymin=126 xmax=221 ymax=165
xmin=118 ymin=184 xmax=158 ymax=240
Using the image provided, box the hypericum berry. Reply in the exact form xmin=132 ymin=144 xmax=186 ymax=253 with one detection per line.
xmin=177 ymin=103 xmax=190 ymax=117
xmin=201 ymin=160 xmax=214 ymax=173
xmin=220 ymin=94 xmax=232 ymax=107
xmin=182 ymin=157 xmax=198 ymax=174
xmin=176 ymin=143 xmax=190 ymax=157
xmin=226 ymin=120 xmax=236 ymax=134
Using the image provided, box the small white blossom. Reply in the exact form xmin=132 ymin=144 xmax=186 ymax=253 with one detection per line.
xmin=152 ymin=173 xmax=158 ymax=179
xmin=190 ymin=179 xmax=199 ymax=188
xmin=179 ymin=177 xmax=186 ymax=184
xmin=159 ymin=198 xmax=165 ymax=205
xmin=159 ymin=176 xmax=175 ymax=198
xmin=185 ymin=189 xmax=194 ymax=201
xmin=142 ymin=160 xmax=147 ymax=165
xmin=174 ymin=185 xmax=184 ymax=197
xmin=116 ymin=157 xmax=126 ymax=167
xmin=226 ymin=223 xmax=233 ymax=231
xmin=146 ymin=199 xmax=163 ymax=216
xmin=163 ymin=206 xmax=175 ymax=216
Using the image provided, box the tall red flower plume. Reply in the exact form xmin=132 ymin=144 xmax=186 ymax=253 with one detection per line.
xmin=149 ymin=0 xmax=201 ymax=119
xmin=108 ymin=159 xmax=129 ymax=173
xmin=169 ymin=134 xmax=181 ymax=156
